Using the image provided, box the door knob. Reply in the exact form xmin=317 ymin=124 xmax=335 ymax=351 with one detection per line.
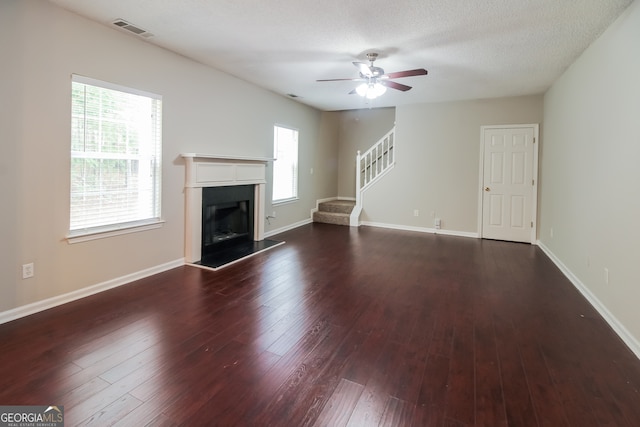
xmin=484 ymin=187 xmax=491 ymax=191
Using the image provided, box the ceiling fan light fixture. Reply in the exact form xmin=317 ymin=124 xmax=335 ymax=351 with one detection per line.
xmin=317 ymin=52 xmax=426 ymax=99
xmin=356 ymin=82 xmax=387 ymax=99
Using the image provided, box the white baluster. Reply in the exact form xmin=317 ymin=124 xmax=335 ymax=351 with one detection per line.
xmin=355 ymin=150 xmax=361 ymax=206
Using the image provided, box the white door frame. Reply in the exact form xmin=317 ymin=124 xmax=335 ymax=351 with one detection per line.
xmin=477 ymin=124 xmax=539 ymax=244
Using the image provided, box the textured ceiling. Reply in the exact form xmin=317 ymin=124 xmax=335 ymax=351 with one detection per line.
xmin=48 ymin=0 xmax=633 ymax=111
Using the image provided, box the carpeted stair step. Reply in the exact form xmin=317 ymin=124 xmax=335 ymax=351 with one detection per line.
xmin=313 ymin=199 xmax=356 ymax=226
xmin=317 ymin=200 xmax=356 ymax=214
xmin=313 ymin=211 xmax=351 ymax=226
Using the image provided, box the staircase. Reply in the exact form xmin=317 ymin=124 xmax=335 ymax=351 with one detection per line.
xmin=350 ymin=127 xmax=396 ymax=226
xmin=313 ymin=200 xmax=356 ymax=226
xmin=313 ymin=127 xmax=395 ymax=227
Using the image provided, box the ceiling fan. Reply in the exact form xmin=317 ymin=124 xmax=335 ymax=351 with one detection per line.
xmin=317 ymin=53 xmax=428 ymax=99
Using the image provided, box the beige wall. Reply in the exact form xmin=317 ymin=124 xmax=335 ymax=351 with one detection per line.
xmin=0 ymin=1 xmax=337 ymax=313
xmin=0 ymin=1 xmax=21 ymax=312
xmin=540 ymin=1 xmax=640 ymax=345
xmin=359 ymin=96 xmax=544 ymax=232
xmin=313 ymin=111 xmax=341 ymax=200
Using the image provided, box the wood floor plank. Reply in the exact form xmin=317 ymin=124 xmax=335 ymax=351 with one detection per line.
xmin=514 ymin=329 xmax=570 ymax=427
xmin=474 ymin=316 xmax=508 ymax=427
xmin=302 ymin=330 xmax=375 ymax=424
xmin=492 ymin=316 xmax=539 ymax=427
xmin=65 ymin=381 xmax=141 ymax=426
xmin=112 ymin=398 xmax=179 ymax=427
xmin=251 ymin=324 xmax=349 ymax=426
xmin=233 ymin=307 xmax=301 ymax=348
xmin=208 ymin=318 xmax=335 ymax=425
xmin=340 ymin=328 xmax=388 ymax=385
xmin=312 ymin=378 xmax=364 ymax=427
xmin=159 ymin=339 xmax=260 ymax=423
xmin=417 ymin=354 xmax=451 ymax=409
xmin=75 ymin=393 xmax=142 ymax=427
xmin=377 ymin=339 xmax=427 ymax=404
xmin=379 ymin=396 xmax=415 ymax=427
xmin=70 ymin=317 xmax=162 ymax=369
xmin=2 ymin=223 xmax=640 ymax=426
xmin=345 ymin=383 xmax=389 ymax=426
xmin=174 ymin=349 xmax=282 ymax=426
xmin=126 ymin=331 xmax=235 ymax=403
xmin=58 ymin=377 xmax=111 ymax=410
xmin=427 ymin=296 xmax=458 ymax=358
xmin=412 ymin=403 xmax=445 ymax=427
xmin=443 ymin=311 xmax=476 ymax=426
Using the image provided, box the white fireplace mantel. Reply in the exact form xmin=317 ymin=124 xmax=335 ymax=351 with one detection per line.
xmin=181 ymin=153 xmax=272 ymax=263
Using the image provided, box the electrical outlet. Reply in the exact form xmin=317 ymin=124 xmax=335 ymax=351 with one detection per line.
xmin=413 ymin=209 xmax=419 ymax=217
xmin=604 ymin=267 xmax=609 ymax=285
xmin=435 ymin=218 xmax=441 ymax=229
xmin=22 ymin=263 xmax=34 ymax=279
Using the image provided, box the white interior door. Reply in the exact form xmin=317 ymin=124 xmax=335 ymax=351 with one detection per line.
xmin=480 ymin=126 xmax=537 ymax=243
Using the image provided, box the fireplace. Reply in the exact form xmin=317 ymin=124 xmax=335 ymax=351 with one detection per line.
xmin=202 ymin=185 xmax=254 ymax=256
xmin=181 ymin=153 xmax=271 ymax=266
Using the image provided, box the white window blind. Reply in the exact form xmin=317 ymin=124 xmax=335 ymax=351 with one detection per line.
xmin=70 ymin=75 xmax=162 ymax=235
xmin=272 ymin=125 xmax=299 ymax=203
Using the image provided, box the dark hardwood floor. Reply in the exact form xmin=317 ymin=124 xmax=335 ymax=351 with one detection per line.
xmin=2 ymin=223 xmax=640 ymax=426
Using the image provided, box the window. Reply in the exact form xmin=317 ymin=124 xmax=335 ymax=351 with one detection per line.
xmin=69 ymin=75 xmax=162 ymax=240
xmin=272 ymin=125 xmax=298 ymax=203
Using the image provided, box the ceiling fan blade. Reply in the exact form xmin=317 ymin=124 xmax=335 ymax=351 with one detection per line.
xmin=381 ymin=80 xmax=412 ymax=91
xmin=384 ymin=68 xmax=428 ymax=79
xmin=316 ymin=78 xmax=365 ymax=82
xmin=353 ymin=61 xmax=372 ymax=77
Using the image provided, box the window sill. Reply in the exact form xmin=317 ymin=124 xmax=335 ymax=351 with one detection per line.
xmin=272 ymin=197 xmax=299 ymax=206
xmin=66 ymin=219 xmax=165 ymax=244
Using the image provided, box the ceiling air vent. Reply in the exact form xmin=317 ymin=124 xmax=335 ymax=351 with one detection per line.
xmin=112 ymin=19 xmax=154 ymax=38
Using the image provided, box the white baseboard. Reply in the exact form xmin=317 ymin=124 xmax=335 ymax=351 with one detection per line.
xmin=360 ymin=221 xmax=479 ymax=239
xmin=537 ymin=241 xmax=640 ymax=360
xmin=0 ymin=258 xmax=185 ymax=325
xmin=265 ymin=218 xmax=313 ymax=238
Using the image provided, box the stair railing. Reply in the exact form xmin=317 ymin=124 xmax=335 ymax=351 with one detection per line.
xmin=350 ymin=127 xmax=396 ymax=226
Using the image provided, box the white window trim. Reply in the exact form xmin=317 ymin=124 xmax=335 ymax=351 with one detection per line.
xmin=72 ymin=74 xmax=161 ymax=101
xmin=272 ymin=197 xmax=299 ymax=206
xmin=66 ymin=218 xmax=165 ymax=244
xmin=272 ymin=124 xmax=299 ymax=204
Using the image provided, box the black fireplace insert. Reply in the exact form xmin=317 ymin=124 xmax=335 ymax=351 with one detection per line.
xmin=201 ymin=185 xmax=254 ymax=258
